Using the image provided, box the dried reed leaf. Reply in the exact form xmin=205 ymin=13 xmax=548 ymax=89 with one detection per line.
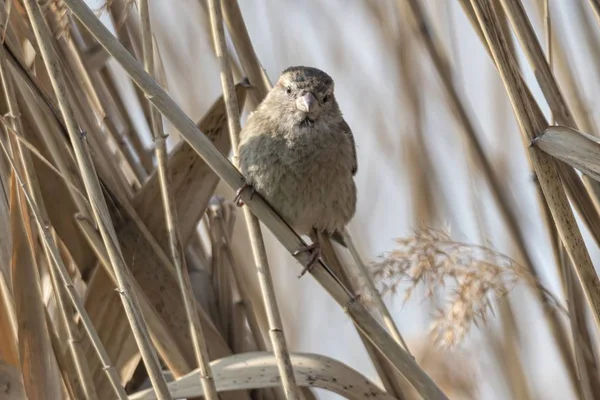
xmin=9 ymin=173 xmax=62 ymax=399
xmin=129 ymin=352 xmax=396 ymax=400
xmin=534 ymin=126 xmax=600 ymax=183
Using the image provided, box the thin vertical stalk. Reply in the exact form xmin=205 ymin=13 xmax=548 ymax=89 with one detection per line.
xmin=138 ymin=1 xmax=218 ymax=399
xmin=221 ymin=0 xmax=271 ymax=101
xmin=468 ymin=0 xmax=600 ymax=333
xmin=0 ymin=45 xmax=98 ymax=400
xmin=206 ymin=1 xmax=300 ymax=399
xmin=60 ymin=1 xmax=447 ymax=397
xmin=498 ymin=5 xmax=600 ymax=382
xmin=0 ymin=135 xmax=127 ymax=400
xmin=586 ymin=0 xmax=600 ymax=27
xmin=562 ymin=249 xmax=596 ymax=400
xmin=21 ymin=0 xmax=170 ymax=397
xmin=543 ymin=0 xmax=552 ymax=89
xmin=539 ymin=3 xmax=595 ymax=396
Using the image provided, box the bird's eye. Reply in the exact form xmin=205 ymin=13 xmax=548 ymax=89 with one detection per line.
xmin=323 ymin=94 xmax=329 ymax=103
xmin=286 ymin=86 xmax=292 ymax=95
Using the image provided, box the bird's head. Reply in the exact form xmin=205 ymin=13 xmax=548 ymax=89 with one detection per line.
xmin=269 ymin=66 xmax=336 ymax=125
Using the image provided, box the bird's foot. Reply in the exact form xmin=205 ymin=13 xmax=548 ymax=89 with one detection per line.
xmin=294 ymin=241 xmax=321 ymax=278
xmin=234 ymin=183 xmax=255 ymax=207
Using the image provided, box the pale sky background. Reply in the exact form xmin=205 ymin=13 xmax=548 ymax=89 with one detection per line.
xmin=87 ymin=0 xmax=600 ymax=398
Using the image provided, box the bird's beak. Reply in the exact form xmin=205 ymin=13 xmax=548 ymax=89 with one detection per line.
xmin=298 ymin=92 xmax=318 ymax=113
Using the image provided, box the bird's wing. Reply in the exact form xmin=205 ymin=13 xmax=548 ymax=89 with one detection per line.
xmin=340 ymin=119 xmax=357 ymax=175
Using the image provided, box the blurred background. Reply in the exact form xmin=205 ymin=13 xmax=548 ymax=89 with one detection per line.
xmin=4 ymin=0 xmax=600 ymax=399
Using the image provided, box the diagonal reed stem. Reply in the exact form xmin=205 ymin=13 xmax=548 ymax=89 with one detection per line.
xmin=408 ymin=0 xmax=578 ymax=389
xmin=586 ymin=0 xmax=600 ymax=27
xmin=0 ymin=45 xmax=98 ymax=400
xmin=207 ymin=1 xmax=300 ymax=398
xmin=468 ymin=0 xmax=600 ymax=336
xmin=342 ymin=229 xmax=412 ymax=356
xmin=0 ymin=126 xmax=126 ymax=400
xmin=60 ymin=0 xmax=447 ymax=397
xmin=138 ymin=1 xmax=218 ymax=398
xmin=21 ymin=0 xmax=171 ymax=397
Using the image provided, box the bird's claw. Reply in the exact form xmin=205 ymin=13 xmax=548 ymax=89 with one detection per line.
xmin=294 ymin=242 xmax=321 ymax=278
xmin=234 ymin=183 xmax=255 ymax=207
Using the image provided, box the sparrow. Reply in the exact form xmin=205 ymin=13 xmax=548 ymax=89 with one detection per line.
xmin=236 ymin=66 xmax=357 ymax=276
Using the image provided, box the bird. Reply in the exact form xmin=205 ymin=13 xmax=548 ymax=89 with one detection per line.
xmin=236 ymin=66 xmax=357 ymax=277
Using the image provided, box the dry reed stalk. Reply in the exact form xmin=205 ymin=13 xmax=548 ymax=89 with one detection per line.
xmin=45 ymin=307 xmax=86 ymax=400
xmin=319 ymin=237 xmax=410 ymax=399
xmin=488 ymin=10 xmax=600 ymax=384
xmin=498 ymin=0 xmax=576 ymax=134
xmin=0 ymin=44 xmax=99 ymax=400
xmin=13 ymin=80 xmax=98 ymax=273
xmin=58 ymin=27 xmax=146 ymax=183
xmin=343 ymin=228 xmax=411 ymax=354
xmin=64 ymin=68 xmax=136 ymax=202
xmin=21 ymin=0 xmax=171 ymax=397
xmin=206 ymin=201 xmax=281 ymax=400
xmin=570 ymin=0 xmax=600 ymax=100
xmin=208 ymin=201 xmax=268 ymax=350
xmin=61 ymin=0 xmax=447 ymax=397
xmin=95 ymin=64 xmax=153 ymax=174
xmin=9 ymin=173 xmax=63 ymax=399
xmin=0 ymin=125 xmax=127 ymax=399
xmin=393 ymin=2 xmax=437 ymax=227
xmin=460 ymin=0 xmax=600 ymax=248
xmin=543 ymin=0 xmax=552 ymax=87
xmin=586 ymin=0 xmax=600 ymax=27
xmin=495 ymin=299 xmax=533 ymax=400
xmin=139 ymin=0 xmax=218 ymax=398
xmin=524 ymin=24 xmax=600 ymax=390
xmin=80 ymin=87 xmax=246 ymax=399
xmin=74 ymin=216 xmax=194 ymax=369
xmin=540 ymin=25 xmax=600 ymax=386
xmin=396 ymin=0 xmax=545 ymax=316
xmin=221 ymin=0 xmax=270 ymax=101
xmin=562 ymin=249 xmax=598 ymax=399
xmin=496 ymin=1 xmax=587 ymax=392
xmin=207 ymin=1 xmax=300 ymax=398
xmin=457 ymin=0 xmax=580 ymax=388
xmin=467 ymin=0 xmax=600 ymax=339
xmin=105 ymin=0 xmax=152 ymax=129
xmin=403 ymin=0 xmax=578 ymax=383
xmin=42 ymin=4 xmax=144 ymax=185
